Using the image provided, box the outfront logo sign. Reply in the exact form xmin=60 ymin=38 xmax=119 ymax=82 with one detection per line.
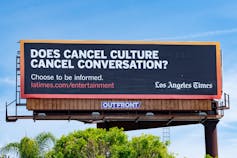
xmin=20 ymin=40 xmax=222 ymax=99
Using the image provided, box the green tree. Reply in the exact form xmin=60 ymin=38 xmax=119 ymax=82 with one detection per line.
xmin=0 ymin=132 xmax=56 ymax=158
xmin=129 ymin=134 xmax=175 ymax=158
xmin=46 ymin=127 xmax=127 ymax=158
xmin=35 ymin=132 xmax=56 ymax=157
xmin=46 ymin=127 xmax=175 ymax=158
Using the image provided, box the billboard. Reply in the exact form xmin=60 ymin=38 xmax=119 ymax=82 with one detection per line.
xmin=20 ymin=40 xmax=222 ymax=99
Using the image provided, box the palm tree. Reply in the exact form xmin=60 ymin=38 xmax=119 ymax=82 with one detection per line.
xmin=0 ymin=132 xmax=56 ymax=158
xmin=35 ymin=132 xmax=56 ymax=157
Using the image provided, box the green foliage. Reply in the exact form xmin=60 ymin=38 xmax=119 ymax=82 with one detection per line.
xmin=129 ymin=134 xmax=175 ymax=158
xmin=1 ymin=128 xmax=176 ymax=158
xmin=0 ymin=137 xmax=39 ymax=158
xmin=46 ymin=127 xmax=175 ymax=158
xmin=0 ymin=142 xmax=20 ymax=157
xmin=205 ymin=154 xmax=214 ymax=158
xmin=48 ymin=127 xmax=128 ymax=158
xmin=19 ymin=137 xmax=39 ymax=158
xmin=35 ymin=132 xmax=56 ymax=157
xmin=110 ymin=144 xmax=132 ymax=158
xmin=0 ymin=132 xmax=56 ymax=158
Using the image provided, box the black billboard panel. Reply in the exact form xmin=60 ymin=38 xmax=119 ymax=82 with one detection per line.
xmin=20 ymin=40 xmax=222 ymax=99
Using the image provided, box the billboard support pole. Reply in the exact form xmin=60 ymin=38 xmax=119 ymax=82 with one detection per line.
xmin=203 ymin=119 xmax=219 ymax=157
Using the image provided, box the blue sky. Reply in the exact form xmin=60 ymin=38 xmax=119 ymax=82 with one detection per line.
xmin=0 ymin=0 xmax=237 ymax=157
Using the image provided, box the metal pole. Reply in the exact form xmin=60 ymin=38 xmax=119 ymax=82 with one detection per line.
xmin=15 ymin=55 xmax=18 ymax=116
xmin=5 ymin=102 xmax=8 ymax=121
xmin=203 ymin=120 xmax=219 ymax=158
